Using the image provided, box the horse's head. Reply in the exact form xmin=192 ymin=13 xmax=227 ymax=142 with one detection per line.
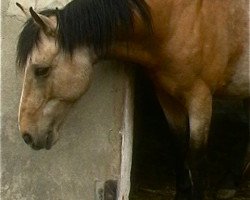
xmin=17 ymin=6 xmax=93 ymax=150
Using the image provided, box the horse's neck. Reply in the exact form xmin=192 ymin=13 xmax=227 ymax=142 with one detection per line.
xmin=108 ymin=41 xmax=157 ymax=67
xmin=106 ymin=17 xmax=159 ymax=67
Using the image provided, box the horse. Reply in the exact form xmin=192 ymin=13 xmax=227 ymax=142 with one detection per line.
xmin=15 ymin=0 xmax=249 ymax=199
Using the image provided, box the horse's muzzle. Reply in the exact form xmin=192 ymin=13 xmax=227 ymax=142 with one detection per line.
xmin=22 ymin=131 xmax=53 ymax=150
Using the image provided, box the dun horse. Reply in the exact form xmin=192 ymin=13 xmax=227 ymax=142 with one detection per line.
xmin=16 ymin=0 xmax=249 ymax=199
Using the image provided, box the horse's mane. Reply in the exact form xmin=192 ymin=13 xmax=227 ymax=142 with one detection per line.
xmin=16 ymin=0 xmax=152 ymax=68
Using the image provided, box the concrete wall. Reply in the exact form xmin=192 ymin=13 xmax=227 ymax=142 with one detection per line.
xmin=1 ymin=1 xmax=133 ymax=199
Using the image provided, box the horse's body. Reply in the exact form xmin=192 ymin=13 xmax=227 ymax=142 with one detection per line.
xmin=16 ymin=0 xmax=249 ymax=199
xmin=114 ymin=0 xmax=249 ymax=98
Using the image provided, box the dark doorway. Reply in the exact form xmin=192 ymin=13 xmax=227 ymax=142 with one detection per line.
xmin=129 ymin=69 xmax=250 ymax=200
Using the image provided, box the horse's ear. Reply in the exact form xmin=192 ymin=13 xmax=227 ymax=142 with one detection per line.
xmin=16 ymin=2 xmax=30 ymax=18
xmin=29 ymin=7 xmax=57 ymax=37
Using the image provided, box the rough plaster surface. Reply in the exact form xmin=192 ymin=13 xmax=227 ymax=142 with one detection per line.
xmin=2 ymin=0 xmax=133 ymax=199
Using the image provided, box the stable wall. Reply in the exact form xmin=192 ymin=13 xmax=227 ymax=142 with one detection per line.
xmin=1 ymin=1 xmax=133 ymax=199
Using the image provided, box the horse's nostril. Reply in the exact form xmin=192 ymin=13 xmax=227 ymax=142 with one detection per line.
xmin=22 ymin=133 xmax=33 ymax=145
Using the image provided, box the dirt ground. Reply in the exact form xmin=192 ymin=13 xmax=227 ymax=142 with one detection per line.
xmin=129 ymin=71 xmax=250 ymax=200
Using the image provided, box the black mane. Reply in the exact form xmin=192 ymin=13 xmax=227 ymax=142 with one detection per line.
xmin=16 ymin=0 xmax=152 ymax=68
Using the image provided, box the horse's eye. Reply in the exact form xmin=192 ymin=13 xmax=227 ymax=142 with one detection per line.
xmin=34 ymin=67 xmax=51 ymax=77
